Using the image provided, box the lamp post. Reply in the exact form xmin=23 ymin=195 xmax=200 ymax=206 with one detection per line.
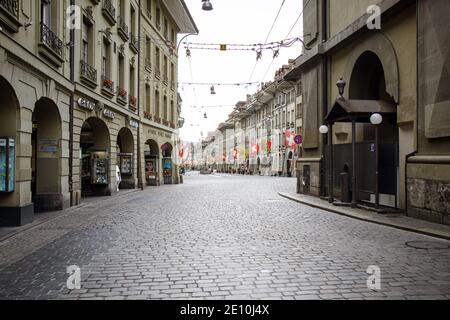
xmin=320 ymin=124 xmax=333 ymax=203
xmin=370 ymin=113 xmax=383 ymax=209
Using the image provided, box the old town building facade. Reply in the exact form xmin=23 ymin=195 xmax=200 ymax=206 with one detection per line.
xmin=285 ymin=0 xmax=450 ymax=225
xmin=0 ymin=0 xmax=197 ymax=226
xmin=200 ymin=61 xmax=303 ymax=177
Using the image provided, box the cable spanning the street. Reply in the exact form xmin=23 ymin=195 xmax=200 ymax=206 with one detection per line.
xmin=259 ymin=0 xmax=313 ymax=86
xmin=248 ymin=0 xmax=287 ymax=83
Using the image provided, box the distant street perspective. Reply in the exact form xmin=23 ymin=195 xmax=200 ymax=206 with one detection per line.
xmin=1 ymin=172 xmax=449 ymax=300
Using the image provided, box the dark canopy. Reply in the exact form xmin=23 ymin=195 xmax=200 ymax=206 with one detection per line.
xmin=325 ymin=97 xmax=396 ymax=123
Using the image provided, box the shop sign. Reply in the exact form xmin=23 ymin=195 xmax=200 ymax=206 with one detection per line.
xmin=39 ymin=139 xmax=58 ymax=152
xmin=103 ymin=109 xmax=115 ymax=119
xmin=129 ymin=119 xmax=139 ymax=129
xmin=77 ymin=97 xmax=96 ymax=111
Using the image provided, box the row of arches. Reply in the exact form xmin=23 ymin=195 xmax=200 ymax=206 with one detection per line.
xmin=0 ymin=75 xmax=176 ymax=216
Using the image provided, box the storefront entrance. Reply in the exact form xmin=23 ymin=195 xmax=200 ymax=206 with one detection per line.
xmin=162 ymin=143 xmax=173 ymax=185
xmin=31 ymin=98 xmax=62 ymax=212
xmin=145 ymin=140 xmax=160 ymax=186
xmin=80 ymin=117 xmax=111 ymax=197
xmin=117 ymin=127 xmax=135 ymax=189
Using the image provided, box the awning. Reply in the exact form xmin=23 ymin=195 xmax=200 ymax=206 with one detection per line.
xmin=325 ymin=97 xmax=397 ymax=123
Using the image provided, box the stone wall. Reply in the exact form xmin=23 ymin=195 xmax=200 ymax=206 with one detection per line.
xmin=407 ymin=177 xmax=450 ymax=225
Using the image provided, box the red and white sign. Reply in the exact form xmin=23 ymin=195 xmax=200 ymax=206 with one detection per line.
xmin=285 ymin=131 xmax=297 ymax=150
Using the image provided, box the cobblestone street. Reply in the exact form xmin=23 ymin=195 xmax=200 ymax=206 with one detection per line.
xmin=1 ymin=173 xmax=450 ymax=300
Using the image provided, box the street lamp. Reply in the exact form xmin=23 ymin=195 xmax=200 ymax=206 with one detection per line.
xmin=320 ymin=124 xmax=333 ymax=203
xmin=202 ymin=0 xmax=213 ymax=11
xmin=319 ymin=125 xmax=329 ymax=134
xmin=370 ymin=113 xmax=383 ymax=209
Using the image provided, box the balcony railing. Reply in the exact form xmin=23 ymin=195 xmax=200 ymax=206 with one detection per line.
xmin=129 ymin=95 xmax=137 ymax=109
xmin=40 ymin=22 xmax=63 ymax=58
xmin=117 ymin=87 xmax=128 ymax=103
xmin=102 ymin=0 xmax=116 ymax=24
xmin=155 ymin=69 xmax=160 ymax=79
xmin=80 ymin=60 xmax=97 ymax=84
xmin=101 ymin=75 xmax=114 ymax=95
xmin=117 ymin=16 xmax=129 ymax=40
xmin=145 ymin=58 xmax=152 ymax=71
xmin=129 ymin=34 xmax=139 ymax=53
xmin=0 ymin=0 xmax=18 ymax=17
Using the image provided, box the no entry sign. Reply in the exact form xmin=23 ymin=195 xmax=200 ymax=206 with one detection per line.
xmin=294 ymin=135 xmax=303 ymax=145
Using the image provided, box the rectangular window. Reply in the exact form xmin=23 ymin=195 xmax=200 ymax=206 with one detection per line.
xmin=163 ymin=96 xmax=168 ymax=120
xmin=129 ymin=66 xmax=135 ymax=96
xmin=155 ymin=47 xmax=160 ymax=71
xmin=155 ymin=90 xmax=160 ymax=116
xmin=171 ymin=100 xmax=175 ymax=122
xmin=146 ymin=85 xmax=151 ymax=113
xmin=82 ymin=21 xmax=89 ymax=63
xmin=164 ymin=18 xmax=168 ymax=39
xmin=102 ymin=39 xmax=111 ymax=78
xmin=118 ymin=55 xmax=124 ymax=88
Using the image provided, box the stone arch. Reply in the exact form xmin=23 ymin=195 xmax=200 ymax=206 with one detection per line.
xmin=0 ymin=76 xmax=18 ymax=138
xmin=343 ymin=32 xmax=399 ymax=103
xmin=80 ymin=117 xmax=111 ymax=196
xmin=117 ymin=127 xmax=134 ymax=154
xmin=144 ymin=139 xmax=160 ymax=186
xmin=32 ymin=97 xmax=62 ymax=210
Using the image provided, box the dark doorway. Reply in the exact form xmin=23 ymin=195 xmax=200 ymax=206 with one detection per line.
xmin=80 ymin=117 xmax=110 ymax=197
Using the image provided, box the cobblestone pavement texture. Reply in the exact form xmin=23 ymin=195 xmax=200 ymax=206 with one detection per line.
xmin=0 ymin=173 xmax=450 ymax=300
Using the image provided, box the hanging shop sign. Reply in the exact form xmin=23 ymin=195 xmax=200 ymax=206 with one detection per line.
xmin=77 ymin=97 xmax=96 ymax=111
xmin=103 ymin=109 xmax=115 ymax=119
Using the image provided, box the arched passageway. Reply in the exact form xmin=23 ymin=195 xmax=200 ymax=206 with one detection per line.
xmin=145 ymin=140 xmax=159 ymax=186
xmin=80 ymin=117 xmax=111 ymax=196
xmin=32 ymin=98 xmax=62 ymax=211
xmin=117 ymin=127 xmax=135 ymax=189
xmin=162 ymin=143 xmax=173 ymax=184
xmin=0 ymin=76 xmax=18 ymax=196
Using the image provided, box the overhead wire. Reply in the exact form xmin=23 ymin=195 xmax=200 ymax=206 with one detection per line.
xmin=247 ymin=0 xmax=287 ymax=83
xmin=259 ymin=0 xmax=312 ymax=86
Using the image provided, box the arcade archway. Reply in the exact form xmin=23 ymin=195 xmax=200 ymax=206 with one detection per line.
xmin=162 ymin=143 xmax=173 ymax=184
xmin=32 ymin=97 xmax=62 ymax=211
xmin=0 ymin=76 xmax=18 ymax=197
xmin=80 ymin=117 xmax=111 ymax=196
xmin=145 ymin=139 xmax=159 ymax=186
xmin=117 ymin=127 xmax=135 ymax=189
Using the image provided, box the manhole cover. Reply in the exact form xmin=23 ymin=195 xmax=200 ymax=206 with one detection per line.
xmin=405 ymin=241 xmax=450 ymax=250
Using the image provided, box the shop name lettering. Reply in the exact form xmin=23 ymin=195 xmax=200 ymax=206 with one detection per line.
xmin=77 ymin=98 xmax=95 ymax=111
xmin=103 ymin=109 xmax=115 ymax=119
xmin=180 ymin=304 xmax=269 ymax=317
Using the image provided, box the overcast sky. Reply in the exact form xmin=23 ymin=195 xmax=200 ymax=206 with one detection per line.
xmin=178 ymin=0 xmax=305 ymax=142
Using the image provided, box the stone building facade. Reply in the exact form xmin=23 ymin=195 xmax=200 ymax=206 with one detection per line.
xmin=285 ymin=0 xmax=450 ymax=225
xmin=0 ymin=0 xmax=196 ymax=226
xmin=201 ymin=62 xmax=303 ymax=177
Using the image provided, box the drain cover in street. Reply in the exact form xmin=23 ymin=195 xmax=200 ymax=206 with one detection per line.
xmin=405 ymin=241 xmax=450 ymax=250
